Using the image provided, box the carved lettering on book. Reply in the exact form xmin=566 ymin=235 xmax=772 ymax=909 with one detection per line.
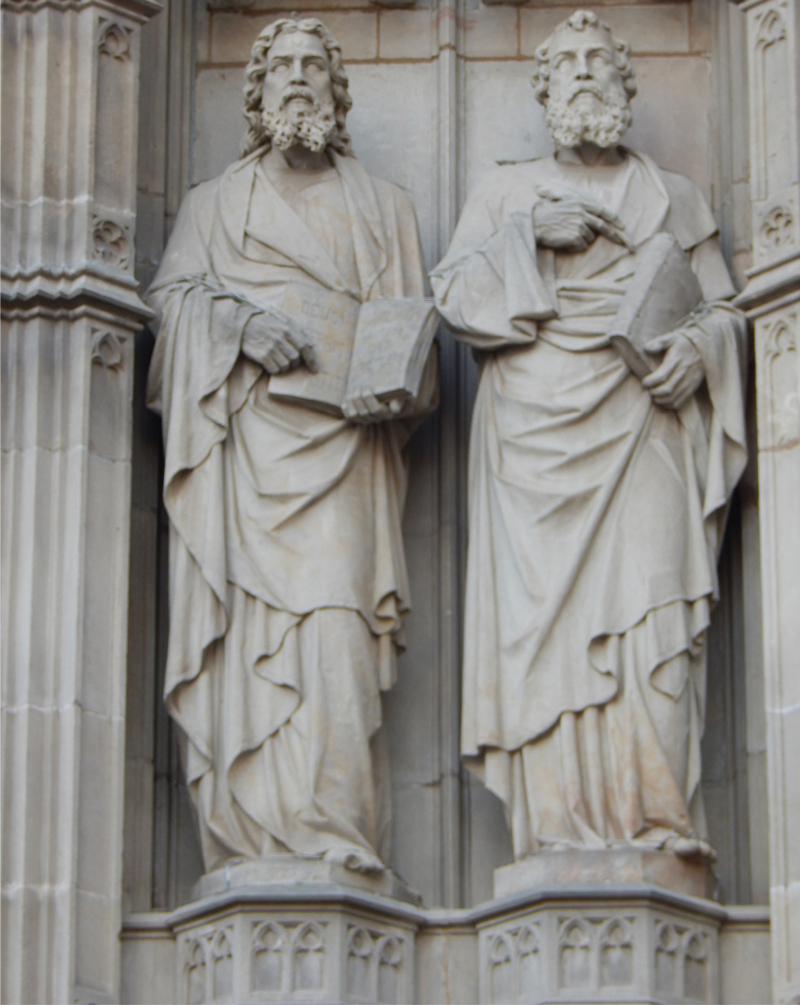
xmin=98 ymin=20 xmax=132 ymax=59
xmin=92 ymin=218 xmax=130 ymax=269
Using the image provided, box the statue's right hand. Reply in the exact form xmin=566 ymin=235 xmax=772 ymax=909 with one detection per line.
xmin=532 ymin=185 xmax=630 ymax=252
xmin=242 ymin=311 xmax=318 ymax=374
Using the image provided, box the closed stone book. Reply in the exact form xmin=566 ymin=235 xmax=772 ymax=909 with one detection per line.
xmin=268 ymin=284 xmax=438 ymax=415
xmin=609 ymin=232 xmax=703 ymax=380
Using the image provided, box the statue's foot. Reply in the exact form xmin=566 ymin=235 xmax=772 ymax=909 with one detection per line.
xmin=323 ymin=845 xmax=385 ymax=874
xmin=669 ymin=836 xmax=717 ymax=863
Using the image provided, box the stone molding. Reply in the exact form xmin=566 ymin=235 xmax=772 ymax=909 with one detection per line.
xmin=730 ymin=0 xmax=800 ymax=999
xmin=1 ymin=0 xmax=158 ymax=1001
xmin=121 ymin=885 xmax=769 ymax=1005
xmin=0 ymin=0 xmax=157 ymax=320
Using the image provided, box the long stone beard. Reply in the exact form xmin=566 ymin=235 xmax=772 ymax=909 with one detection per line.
xmin=262 ymin=91 xmax=337 ymax=154
xmin=545 ymin=83 xmax=632 ymax=149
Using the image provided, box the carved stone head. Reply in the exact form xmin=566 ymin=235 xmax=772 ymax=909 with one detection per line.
xmin=240 ymin=17 xmax=353 ymax=158
xmin=531 ymin=10 xmax=637 ymax=150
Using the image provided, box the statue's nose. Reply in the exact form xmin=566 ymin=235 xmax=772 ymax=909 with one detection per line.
xmin=289 ymin=57 xmax=307 ymax=84
xmin=574 ymin=52 xmax=591 ymax=78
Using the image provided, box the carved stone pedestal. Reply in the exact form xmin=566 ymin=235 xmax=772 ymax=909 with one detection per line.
xmin=121 ymin=881 xmax=769 ymax=1004
xmin=494 ymin=848 xmax=717 ymax=901
xmin=477 ymin=885 xmax=722 ymax=1005
xmin=193 ymin=857 xmax=422 ymax=906
xmin=125 ymin=883 xmax=420 ymax=1005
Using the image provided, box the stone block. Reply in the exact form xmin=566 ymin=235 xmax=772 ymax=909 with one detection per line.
xmin=623 ymin=55 xmax=712 ymax=199
xmin=379 ymin=9 xmax=434 ymax=60
xmin=416 ymin=928 xmax=479 ymax=1005
xmin=690 ymin=0 xmax=711 ymax=53
xmin=248 ymin=0 xmax=373 ymax=10
xmin=121 ymin=931 xmax=177 ymax=1005
xmin=346 ymin=63 xmax=437 ymax=265
xmin=467 ymin=777 xmax=513 ymax=908
xmin=521 ymin=6 xmax=690 ymax=56
xmin=718 ymin=909 xmax=771 ymax=1005
xmin=192 ymin=857 xmax=422 ymax=906
xmin=494 ymin=848 xmax=717 ymax=901
xmin=390 ymin=783 xmax=440 ymax=907
xmin=463 ymin=6 xmax=518 ymax=59
xmin=463 ymin=61 xmax=552 ymax=196
xmin=193 ymin=68 xmax=248 ymax=183
xmin=210 ymin=11 xmax=378 ymax=64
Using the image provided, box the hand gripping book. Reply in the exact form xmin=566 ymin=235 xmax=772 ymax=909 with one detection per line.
xmin=267 ymin=283 xmax=439 ymax=416
xmin=608 ymin=233 xmax=703 ymax=380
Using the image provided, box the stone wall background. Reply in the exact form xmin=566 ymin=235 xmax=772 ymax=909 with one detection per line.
xmin=123 ymin=0 xmax=768 ymax=916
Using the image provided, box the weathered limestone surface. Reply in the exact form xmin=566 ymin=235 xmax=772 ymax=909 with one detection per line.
xmin=4 ymin=0 xmax=798 ymax=1001
xmin=732 ymin=0 xmax=800 ymax=1000
xmin=119 ymin=885 xmax=770 ymax=1004
xmin=1 ymin=0 xmax=158 ymax=1001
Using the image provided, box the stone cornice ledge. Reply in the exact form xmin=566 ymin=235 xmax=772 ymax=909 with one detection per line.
xmin=121 ymin=883 xmax=771 ymax=937
xmin=0 ymin=0 xmax=161 ymax=20
xmin=2 ymin=266 xmax=153 ymax=323
xmin=734 ymin=255 xmax=800 ymax=318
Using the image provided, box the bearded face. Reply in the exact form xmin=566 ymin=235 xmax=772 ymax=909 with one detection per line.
xmin=544 ymin=27 xmax=633 ymax=149
xmin=261 ymin=86 xmax=337 ymax=154
xmin=261 ymin=29 xmax=338 ymax=154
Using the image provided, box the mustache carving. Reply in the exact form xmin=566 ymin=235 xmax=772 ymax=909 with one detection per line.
xmin=279 ymin=85 xmax=319 ymax=110
xmin=567 ymin=80 xmax=605 ymax=102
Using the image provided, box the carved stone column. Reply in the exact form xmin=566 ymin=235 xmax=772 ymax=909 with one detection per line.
xmin=734 ymin=0 xmax=800 ymax=1000
xmin=1 ymin=0 xmax=158 ymax=1002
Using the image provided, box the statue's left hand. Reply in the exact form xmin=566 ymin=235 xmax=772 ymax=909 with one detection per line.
xmin=342 ymin=391 xmax=405 ymax=423
xmin=642 ymin=331 xmax=705 ymax=410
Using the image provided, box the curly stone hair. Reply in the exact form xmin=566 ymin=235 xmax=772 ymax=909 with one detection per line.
xmin=240 ymin=17 xmax=353 ymax=159
xmin=531 ymin=10 xmax=637 ymax=106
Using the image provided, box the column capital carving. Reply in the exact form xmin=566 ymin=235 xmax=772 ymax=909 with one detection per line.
xmin=1 ymin=0 xmax=158 ymax=318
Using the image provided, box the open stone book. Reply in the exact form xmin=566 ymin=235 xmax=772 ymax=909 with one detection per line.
xmin=609 ymin=232 xmax=703 ymax=380
xmin=268 ymin=283 xmax=439 ymax=416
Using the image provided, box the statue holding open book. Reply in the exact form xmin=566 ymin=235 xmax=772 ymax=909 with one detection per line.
xmin=146 ymin=16 xmax=437 ymax=877
xmin=432 ymin=10 xmax=747 ymax=872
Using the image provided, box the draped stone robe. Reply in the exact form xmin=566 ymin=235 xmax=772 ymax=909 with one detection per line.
xmin=146 ymin=150 xmax=431 ymax=871
xmin=431 ymin=150 xmax=747 ymax=857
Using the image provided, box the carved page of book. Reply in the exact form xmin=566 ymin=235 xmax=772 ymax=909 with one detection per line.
xmin=267 ymin=283 xmax=360 ymax=414
xmin=345 ymin=299 xmax=439 ymax=403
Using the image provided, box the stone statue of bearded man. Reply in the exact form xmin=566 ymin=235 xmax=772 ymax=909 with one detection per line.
xmin=146 ymin=17 xmax=435 ymax=880
xmin=432 ymin=11 xmax=747 ymax=877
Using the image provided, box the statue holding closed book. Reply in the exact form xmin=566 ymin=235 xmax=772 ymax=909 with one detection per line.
xmin=146 ymin=16 xmax=437 ymax=876
xmin=431 ymin=10 xmax=747 ymax=867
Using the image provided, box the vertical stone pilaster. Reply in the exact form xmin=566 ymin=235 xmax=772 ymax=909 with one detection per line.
xmin=734 ymin=0 xmax=800 ymax=1000
xmin=1 ymin=0 xmax=159 ymax=1001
